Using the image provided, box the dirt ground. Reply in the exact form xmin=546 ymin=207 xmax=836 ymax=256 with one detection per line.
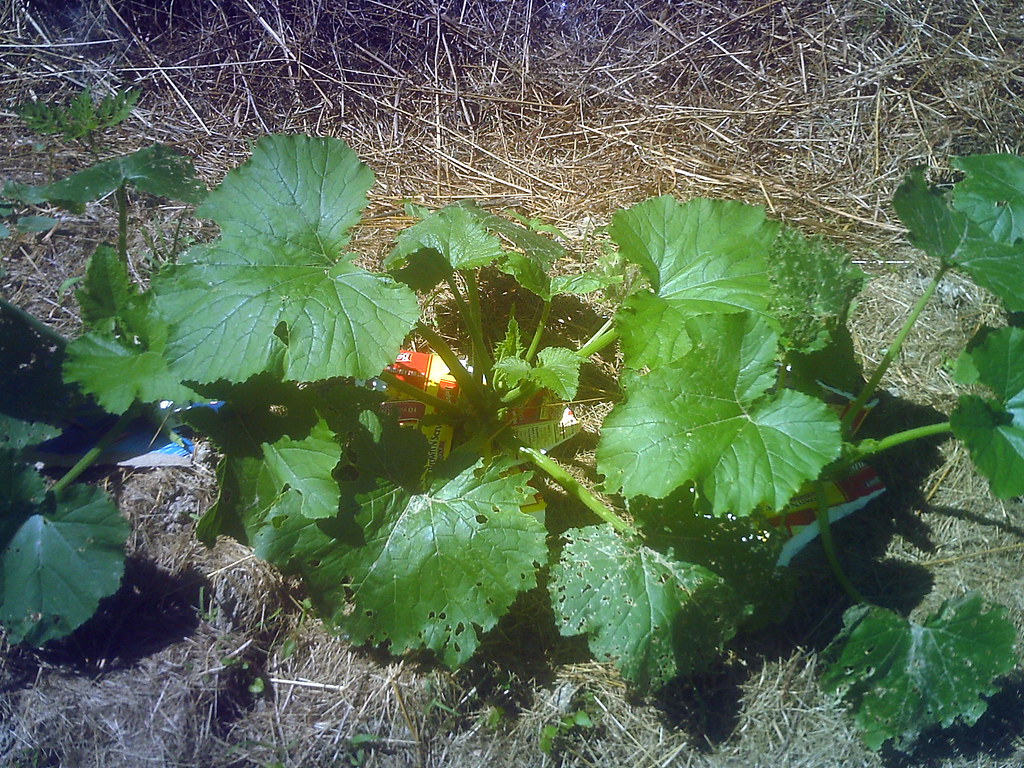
xmin=2 ymin=1 xmax=1024 ymax=766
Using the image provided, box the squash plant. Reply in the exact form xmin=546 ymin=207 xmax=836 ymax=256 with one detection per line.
xmin=1 ymin=135 xmax=1020 ymax=751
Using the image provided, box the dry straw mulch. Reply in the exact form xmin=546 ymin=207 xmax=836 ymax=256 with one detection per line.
xmin=2 ymin=1 xmax=1024 ymax=766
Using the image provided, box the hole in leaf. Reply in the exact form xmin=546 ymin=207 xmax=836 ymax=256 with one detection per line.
xmin=476 ymin=514 xmax=488 ymax=524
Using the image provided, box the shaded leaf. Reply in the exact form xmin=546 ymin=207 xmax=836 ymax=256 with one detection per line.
xmin=261 ymin=419 xmax=342 ymax=520
xmin=0 ymin=478 xmax=128 ymax=646
xmin=822 ymin=596 xmax=1017 ymax=751
xmin=950 ymin=326 xmax=1024 ymax=497
xmin=10 ymin=144 xmax=205 ymax=209
xmin=549 ymin=526 xmax=745 ymax=690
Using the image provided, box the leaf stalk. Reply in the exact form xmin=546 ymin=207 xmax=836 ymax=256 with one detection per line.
xmin=842 ymin=266 xmax=949 ymax=434
xmin=814 ymin=481 xmax=868 ymax=605
xmin=518 ymin=444 xmax=637 ymax=536
xmin=51 ymin=408 xmax=137 ymax=494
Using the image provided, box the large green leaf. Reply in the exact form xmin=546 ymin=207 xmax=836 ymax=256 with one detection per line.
xmin=952 ymin=154 xmax=1024 ymax=243
xmin=597 ymin=313 xmax=841 ymax=513
xmin=950 ymin=326 xmax=1024 ymax=497
xmin=332 ymin=457 xmax=547 ymax=666
xmin=549 ymin=525 xmax=745 ymax=690
xmin=822 ymin=596 xmax=1017 ymax=751
xmin=154 ymin=136 xmax=420 ymax=384
xmin=615 ymin=290 xmax=693 ymax=370
xmin=894 ymin=168 xmax=1024 ymax=312
xmin=0 ymin=477 xmax=128 ymax=646
xmin=629 ymin=489 xmax=792 ymax=630
xmin=4 ymin=144 xmax=206 ymax=209
xmin=609 ymin=196 xmax=777 ymax=367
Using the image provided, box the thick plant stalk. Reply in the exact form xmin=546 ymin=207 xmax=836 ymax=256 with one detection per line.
xmin=852 ymin=421 xmax=952 ymax=461
xmin=576 ymin=318 xmax=617 ymax=359
xmin=415 ymin=322 xmax=491 ymax=412
xmin=116 ymin=183 xmax=129 ymax=263
xmin=525 ymin=300 xmax=552 ymax=363
xmin=464 ymin=275 xmax=493 ymax=378
xmin=518 ymin=444 xmax=637 ymax=536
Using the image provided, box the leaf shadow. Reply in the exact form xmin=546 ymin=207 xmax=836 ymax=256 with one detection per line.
xmin=14 ymin=556 xmax=204 ymax=676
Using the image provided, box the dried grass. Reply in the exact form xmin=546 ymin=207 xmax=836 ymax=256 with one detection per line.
xmin=3 ymin=0 xmax=1024 ymax=766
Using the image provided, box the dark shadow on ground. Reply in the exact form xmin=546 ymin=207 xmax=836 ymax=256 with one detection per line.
xmin=32 ymin=556 xmax=204 ymax=673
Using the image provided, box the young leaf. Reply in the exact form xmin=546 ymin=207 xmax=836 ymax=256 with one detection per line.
xmin=154 ymin=136 xmax=420 ymax=384
xmin=64 ymin=332 xmax=198 ymax=413
xmin=597 ymin=313 xmax=841 ymax=513
xmin=950 ymin=326 xmax=1024 ymax=497
xmin=549 ymin=525 xmax=745 ymax=690
xmin=332 ymin=456 xmax=547 ymax=666
xmin=0 ymin=471 xmax=129 ymax=647
xmin=494 ymin=347 xmax=581 ymax=400
xmin=952 ymin=154 xmax=1024 ymax=244
xmin=75 ymin=245 xmax=137 ymax=331
xmin=821 ymin=596 xmax=1017 ymax=751
xmin=894 ymin=168 xmax=1024 ymax=311
xmin=64 ymin=245 xmax=198 ymax=412
xmin=6 ymin=144 xmax=206 ymax=209
xmin=764 ymin=226 xmax=866 ymax=354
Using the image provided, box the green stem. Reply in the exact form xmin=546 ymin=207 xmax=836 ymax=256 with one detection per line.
xmin=525 ymin=300 xmax=552 ymax=364
xmin=814 ymin=481 xmax=868 ymax=604
xmin=0 ymin=296 xmax=68 ymax=348
xmin=415 ymin=322 xmax=490 ymax=411
xmin=51 ymin=408 xmax=137 ymax=494
xmin=379 ymin=371 xmax=462 ymax=416
xmin=576 ymin=318 xmax=617 ymax=359
xmin=842 ymin=265 xmax=949 ymax=434
xmin=464 ymin=274 xmax=493 ymax=378
xmin=518 ymin=444 xmax=637 ymax=536
xmin=851 ymin=421 xmax=952 ymax=461
xmin=116 ymin=182 xmax=129 ymax=264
